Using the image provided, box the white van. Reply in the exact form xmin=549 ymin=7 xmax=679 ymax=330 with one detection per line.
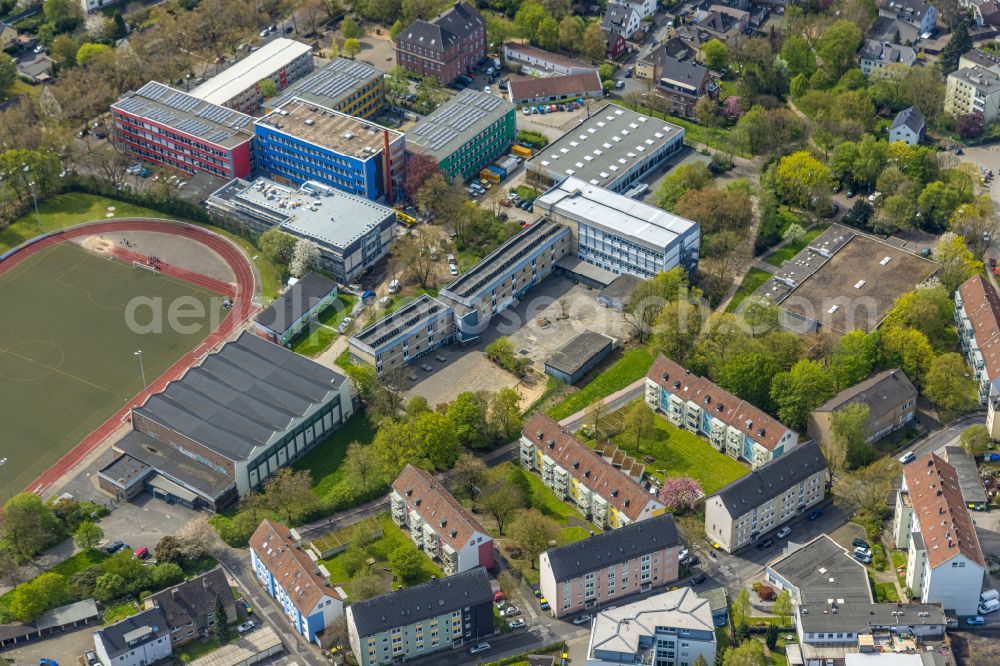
xmin=981 ymin=589 xmax=1000 ymax=604
xmin=979 ymin=598 xmax=1000 ymax=614
xmin=388 ymin=279 xmax=400 ymax=294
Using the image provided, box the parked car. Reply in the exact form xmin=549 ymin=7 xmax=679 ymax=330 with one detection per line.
xmin=776 ymin=526 xmax=791 ymax=539
xmin=757 ymin=538 xmax=774 ymax=549
xmin=572 ymin=614 xmax=591 ymax=626
xmin=469 ymin=643 xmax=492 ymax=655
xmin=690 ymin=574 xmax=706 ymax=586
xmin=966 ymin=615 xmax=986 ymax=626
xmin=237 ymin=620 xmax=256 ymax=635
xmin=449 ymin=263 xmax=459 ymax=276
xmin=337 ymin=317 xmax=352 ymax=333
xmin=853 ymin=551 xmax=872 ymax=564
xmin=85 ymin=650 xmax=98 ymax=666
xmin=502 ymin=606 xmax=519 ymax=617
xmin=494 ymin=591 xmax=505 ymax=601
xmin=854 ymin=546 xmax=872 ymax=559
xmin=853 ymin=538 xmax=870 ymax=550
xmin=899 ymin=451 xmax=916 ymax=464
xmin=980 ymin=599 xmax=1000 ymax=614
xmin=509 ymin=618 xmax=526 ymax=629
xmin=39 ymin=660 xmax=58 ymax=666
xmin=539 ymin=597 xmax=550 ymax=611
xmin=133 ymin=547 xmax=149 ymax=560
xmin=807 ymin=509 xmax=822 ymax=520
xmin=105 ymin=541 xmax=128 ymax=554
xmin=483 ymin=86 xmax=491 ymax=94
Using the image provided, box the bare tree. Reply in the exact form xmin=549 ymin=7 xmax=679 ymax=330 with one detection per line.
xmin=395 ymin=226 xmax=437 ymax=289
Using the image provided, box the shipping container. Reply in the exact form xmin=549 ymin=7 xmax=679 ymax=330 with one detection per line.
xmin=487 ymin=164 xmax=506 ymax=179
xmin=480 ymin=168 xmax=501 ymax=183
xmin=512 ymin=145 xmax=533 ymax=158
xmin=494 ymin=156 xmax=519 ymax=174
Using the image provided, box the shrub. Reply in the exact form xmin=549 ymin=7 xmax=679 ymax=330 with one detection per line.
xmin=753 ymin=583 xmax=776 ymax=601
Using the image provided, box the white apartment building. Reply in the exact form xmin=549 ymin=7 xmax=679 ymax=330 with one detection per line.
xmin=893 ymin=453 xmax=986 ymax=615
xmin=945 ymin=66 xmax=1000 ymax=124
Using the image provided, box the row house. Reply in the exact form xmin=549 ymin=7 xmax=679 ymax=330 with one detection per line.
xmin=955 ymin=275 xmax=1000 ymax=440
xmin=807 ymin=369 xmax=917 ymax=451
xmin=645 ymin=354 xmax=798 ymax=469
xmin=520 ymin=413 xmax=666 ymax=530
xmin=389 ymin=464 xmax=494 ymax=575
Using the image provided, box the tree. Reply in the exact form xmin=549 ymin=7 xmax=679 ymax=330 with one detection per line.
xmin=343 ymin=37 xmax=362 ymax=59
xmin=50 ymin=35 xmax=80 ymax=66
xmin=773 ymin=589 xmax=792 ymax=626
xmin=844 ymin=200 xmax=874 ymax=228
xmin=155 ymin=535 xmax=185 ymax=566
xmin=451 ymin=453 xmax=487 ymax=498
xmin=723 ymin=640 xmax=766 ymax=666
xmin=558 ymin=15 xmax=583 ymax=52
xmin=834 ymin=457 xmax=900 ymax=528
xmin=1 ymin=493 xmax=62 ymax=563
xmin=830 ymin=402 xmax=872 ymax=471
xmin=93 ymin=573 xmax=126 ymax=603
xmin=258 ymin=226 xmax=297 ymax=270
xmin=652 ymin=299 xmax=704 ymax=364
xmin=75 ymin=43 xmax=110 ymax=67
xmin=258 ymin=79 xmax=278 ymax=99
xmin=536 ymin=16 xmax=558 ymax=50
xmin=289 ymin=238 xmax=321 ymax=278
xmin=732 ymin=588 xmax=751 ymax=627
xmin=581 ymin=22 xmax=606 ymax=62
xmin=403 ymin=152 xmax=442 ymax=198
xmin=940 ymin=21 xmax=971 ymax=73
xmin=0 ymin=54 xmax=14 ymax=96
xmin=490 ymin=387 xmax=523 ymax=441
xmin=655 ymin=162 xmax=713 ymax=211
xmin=958 ymin=112 xmax=984 ymax=139
xmin=394 ymin=225 xmax=437 ymax=289
xmin=882 ymin=287 xmax=954 ymax=350
xmin=341 ymin=15 xmax=364 ymax=39
xmin=950 ymin=196 xmax=999 ymax=256
xmin=774 ymin=151 xmax=832 ymax=210
xmin=448 ymin=391 xmax=489 ymax=448
xmin=658 ymin=476 xmax=703 ymax=512
xmin=770 ymin=359 xmax=837 ymax=430
xmin=880 ymin=327 xmax=935 ymax=388
xmin=703 ymin=39 xmax=729 ymax=71
xmin=622 ymin=402 xmax=654 ymax=454
xmin=624 ymin=268 xmax=694 ymax=342
xmin=960 ymin=424 xmax=991 ymax=455
xmin=350 ymin=573 xmax=389 ymax=600
xmin=412 ymin=410 xmax=460 ymax=469
xmin=372 ymin=418 xmax=426 ymax=478
xmin=693 ymin=657 xmax=709 ymax=666
xmin=345 ymin=441 xmax=378 ymax=494
xmin=9 ymin=572 xmax=69 ymax=621
xmin=388 ymin=545 xmax=424 ymax=581
xmin=507 ymin=467 xmax=533 ymax=508
xmin=925 ymin=353 xmax=978 ymax=419
xmin=934 ymin=232 xmax=983 ymax=292
xmin=716 ymin=352 xmax=779 ymax=412
xmin=816 ymin=20 xmax=862 ymax=79
xmin=174 ymin=515 xmax=215 ymax=561
xmin=512 ymin=509 xmax=555 ymax=568
xmin=214 ymin=596 xmax=231 ymax=644
xmin=919 ymin=182 xmax=963 ymax=233
xmin=830 ymin=330 xmax=879 ymax=389
xmin=480 ymin=482 xmax=524 ymax=535
xmin=263 ymin=468 xmax=319 ymax=525
xmin=44 ymin=0 xmax=84 ymax=32
xmin=73 ymin=521 xmax=104 ymax=551
xmin=781 ymin=35 xmax=816 ymax=78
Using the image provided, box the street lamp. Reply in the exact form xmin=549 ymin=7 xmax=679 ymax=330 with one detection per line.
xmin=0 ymin=458 xmax=11 ymax=500
xmin=134 ymin=350 xmax=147 ymax=391
xmin=22 ymin=165 xmax=41 ymax=234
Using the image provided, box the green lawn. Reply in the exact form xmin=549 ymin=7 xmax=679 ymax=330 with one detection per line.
xmin=177 ymin=637 xmax=222 ymax=663
xmin=871 ymin=576 xmax=900 ymax=603
xmin=890 ymin=549 xmax=908 ymax=588
xmin=288 ymin=294 xmax=357 ymax=357
xmin=320 ymin=513 xmax=442 ymax=595
xmin=292 ymin=411 xmax=378 ymax=501
xmin=611 ymin=100 xmax=748 ymax=156
xmin=547 ymin=348 xmax=655 ymax=420
xmin=50 ymin=548 xmax=109 ymax=577
xmin=381 ymin=288 xmax=439 ymax=317
xmin=608 ymin=412 xmax=749 ymax=495
xmin=0 ymin=192 xmax=282 ymax=300
xmin=103 ymin=600 xmax=141 ymax=625
xmin=764 ymin=226 xmax=829 ymax=267
xmin=726 ymin=267 xmax=773 ymax=312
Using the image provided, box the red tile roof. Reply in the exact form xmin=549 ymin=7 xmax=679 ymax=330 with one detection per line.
xmin=958 ymin=274 xmax=1000 ymax=380
xmin=249 ymin=519 xmax=340 ymax=616
xmin=904 ymin=454 xmax=985 ymax=569
xmin=647 ymin=354 xmax=790 ymax=451
xmin=508 ymin=71 xmax=603 ymax=102
xmin=522 ymin=413 xmax=663 ymax=522
xmin=391 ymin=464 xmax=490 ymax=552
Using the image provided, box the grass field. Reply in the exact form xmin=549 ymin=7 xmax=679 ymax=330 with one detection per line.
xmin=289 ymin=294 xmax=357 ymax=357
xmin=0 ymin=242 xmax=224 ymax=491
xmin=292 ymin=411 xmax=378 ymax=501
xmin=546 ymin=349 xmax=654 ymax=420
xmin=607 ymin=412 xmax=749 ymax=495
xmin=764 ymin=226 xmax=829 ymax=267
xmin=726 ymin=268 xmax=773 ymax=312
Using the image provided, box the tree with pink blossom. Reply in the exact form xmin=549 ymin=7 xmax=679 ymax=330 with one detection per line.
xmin=658 ymin=476 xmax=703 ymax=512
xmin=724 ymin=96 xmax=745 ymax=122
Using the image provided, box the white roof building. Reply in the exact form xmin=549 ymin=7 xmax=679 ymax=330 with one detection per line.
xmin=191 ymin=39 xmax=314 ymax=112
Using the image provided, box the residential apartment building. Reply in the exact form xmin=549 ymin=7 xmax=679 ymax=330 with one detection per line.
xmin=807 ymin=369 xmax=917 ymax=451
xmin=93 ymin=608 xmax=172 ymax=666
xmin=389 ymin=464 xmax=494 ymax=575
xmin=878 ymin=0 xmax=938 ymax=35
xmin=190 ymin=39 xmax=314 ymax=113
xmin=249 ymin=519 xmax=344 ymax=645
xmin=254 ymin=98 xmax=405 ymax=203
xmin=346 ymin=567 xmax=494 ymax=666
xmin=526 ymin=105 xmax=685 ymax=194
xmin=955 ymin=274 xmax=1000 ymax=413
xmin=438 ymin=219 xmax=571 ymax=342
xmin=502 ymin=43 xmax=598 ymax=76
xmin=264 ymin=57 xmax=386 ymax=119
xmin=535 ymin=177 xmax=701 ymax=279
xmin=348 ymin=294 xmax=455 ymax=376
xmin=960 ymin=48 xmax=1000 ymax=74
xmin=539 ymin=514 xmax=682 ymax=618
xmin=586 ymin=588 xmax=716 ymax=666
xmin=520 ymin=413 xmax=667 ymax=530
xmin=945 ymin=66 xmax=1000 ymax=124
xmin=690 ymin=5 xmax=750 ymax=43
xmin=81 ymin=0 xmax=123 ymax=13
xmin=646 ymin=355 xmax=799 ymax=469
xmin=110 ymin=81 xmax=254 ymax=179
xmin=395 ymin=2 xmax=486 ymax=85
xmin=636 ymin=38 xmax=698 ymax=81
xmin=144 ymin=568 xmax=237 ymax=647
xmin=859 ymin=40 xmax=916 ymax=76
xmin=206 ymin=177 xmax=398 ymax=283
xmin=602 ymin=4 xmax=642 ymax=40
xmin=406 ymin=89 xmax=515 ymax=181
xmin=507 ymin=71 xmax=604 ymax=106
xmin=608 ymin=0 xmax=657 ymax=20
xmin=893 ymin=454 xmax=986 ymax=615
xmin=890 ymin=106 xmax=925 ymax=145
xmin=704 ymin=441 xmax=828 ymax=553
xmin=605 ymin=30 xmax=628 ymax=60
xmin=656 ymin=57 xmax=718 ymax=118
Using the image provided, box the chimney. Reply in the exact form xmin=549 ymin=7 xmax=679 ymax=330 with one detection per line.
xmin=171 ymin=588 xmax=179 ymax=600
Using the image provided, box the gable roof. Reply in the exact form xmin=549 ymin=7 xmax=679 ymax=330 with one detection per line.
xmin=146 ymin=567 xmax=236 ymax=632
xmin=658 ymin=56 xmax=710 ymax=93
xmin=249 ymin=519 xmax=340 ymax=616
xmin=399 ymin=2 xmax=483 ymax=52
xmin=543 ymin=513 xmax=681 ymax=581
xmin=522 ymin=413 xmax=663 ymax=521
xmin=891 ymin=106 xmax=925 ymax=133
xmin=860 ymin=40 xmax=917 ymax=66
xmin=590 ymin=588 xmax=712 ymax=657
xmin=710 ymin=441 xmax=828 ymax=518
xmin=508 ymin=71 xmax=603 ymax=101
xmin=812 ymin=369 xmax=916 ymax=422
xmin=348 ymin=567 xmax=493 ymax=637
xmin=392 ymin=464 xmax=489 ymax=552
xmin=255 ymin=272 xmax=338 ymax=334
xmin=958 ymin=274 xmax=1000 ymax=381
xmin=97 ymin=608 xmax=169 ymax=657
xmin=603 ymin=4 xmax=638 ymax=30
xmin=903 ymin=454 xmax=985 ymax=568
xmin=647 ymin=354 xmax=790 ymax=450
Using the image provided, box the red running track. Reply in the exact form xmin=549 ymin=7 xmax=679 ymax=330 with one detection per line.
xmin=0 ymin=219 xmax=257 ymax=496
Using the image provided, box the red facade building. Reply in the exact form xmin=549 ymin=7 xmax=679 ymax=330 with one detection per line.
xmin=395 ymin=2 xmax=486 ymax=85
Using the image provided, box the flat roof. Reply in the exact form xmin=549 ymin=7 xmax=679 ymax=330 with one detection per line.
xmin=526 ymin=104 xmax=683 ymax=188
xmin=407 ymin=89 xmax=514 ymax=161
xmin=190 ymin=38 xmax=313 ymax=105
xmin=941 ymin=445 xmax=989 ymax=505
xmin=537 ymin=176 xmax=698 ymax=250
xmin=751 ymin=225 xmax=938 ymax=334
xmin=213 ymin=178 xmax=396 ymax=250
xmin=545 ymin=330 xmax=614 ymax=376
xmin=116 ymin=433 xmax=234 ymax=500
xmin=188 ymin=626 xmax=283 ymax=666
xmin=266 ymin=57 xmax=382 ymax=111
xmin=112 ymin=81 xmax=254 ymax=150
xmin=98 ymin=452 xmax=151 ymax=487
xmin=351 ymin=294 xmax=452 ymax=351
xmin=798 ymin=602 xmax=946 ymax=634
xmin=257 ymin=98 xmax=402 ymax=159
xmin=440 ymin=219 xmax=568 ymax=302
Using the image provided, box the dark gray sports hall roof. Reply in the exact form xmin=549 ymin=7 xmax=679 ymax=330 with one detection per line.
xmin=349 ymin=567 xmax=493 ymax=637
xmin=254 ymin=272 xmax=338 ymax=333
xmin=710 ymin=441 xmax=828 ymax=518
xmin=133 ymin=331 xmax=346 ymax=463
xmin=543 ymin=513 xmax=681 ymax=581
xmin=115 ymin=431 xmax=234 ymax=499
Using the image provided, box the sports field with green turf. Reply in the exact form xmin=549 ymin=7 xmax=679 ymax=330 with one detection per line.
xmin=0 ymin=242 xmax=224 ymax=492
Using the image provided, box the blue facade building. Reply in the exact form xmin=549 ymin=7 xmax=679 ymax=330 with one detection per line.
xmin=254 ymin=98 xmax=405 ymax=202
